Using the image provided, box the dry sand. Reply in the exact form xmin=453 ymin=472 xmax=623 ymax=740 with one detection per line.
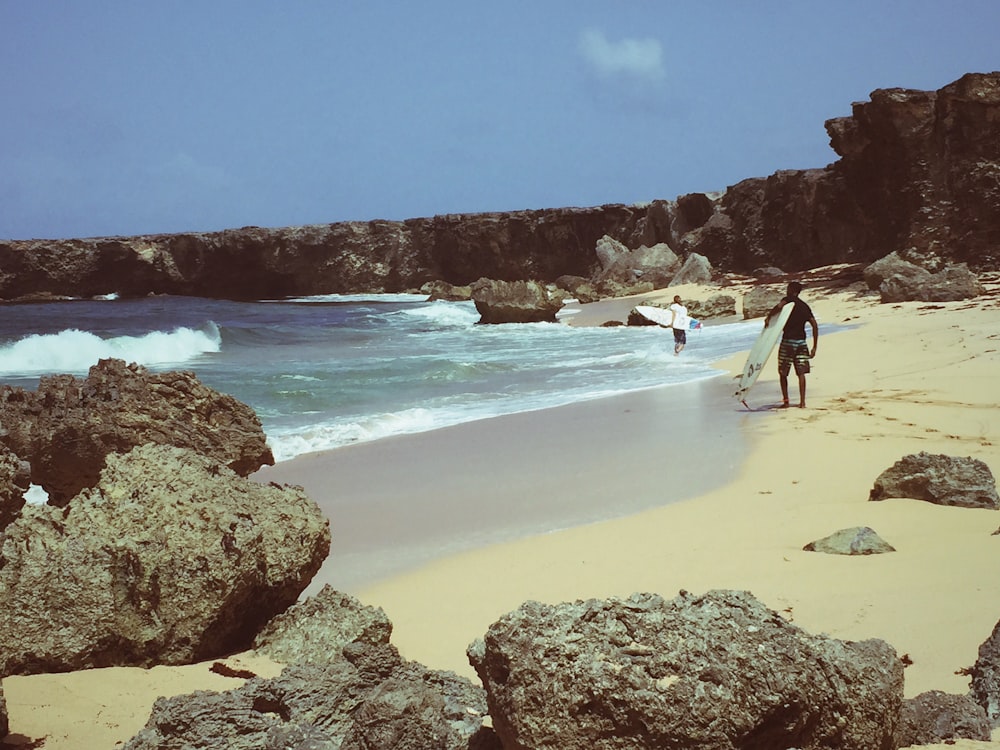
xmin=4 ymin=272 xmax=1000 ymax=748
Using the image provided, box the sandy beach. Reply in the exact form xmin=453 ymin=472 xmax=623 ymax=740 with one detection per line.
xmin=4 ymin=274 xmax=1000 ymax=748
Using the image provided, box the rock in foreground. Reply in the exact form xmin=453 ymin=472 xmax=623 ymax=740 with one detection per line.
xmin=123 ymin=642 xmax=497 ymax=750
xmin=0 ymin=358 xmax=274 ymax=506
xmin=0 ymin=444 xmax=330 ymax=675
xmin=468 ymin=589 xmax=904 ymax=750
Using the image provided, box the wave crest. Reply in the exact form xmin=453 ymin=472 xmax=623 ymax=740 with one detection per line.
xmin=0 ymin=323 xmax=222 ymax=376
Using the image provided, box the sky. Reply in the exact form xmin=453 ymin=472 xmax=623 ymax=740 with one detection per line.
xmin=1 ymin=2 xmax=998 ymax=241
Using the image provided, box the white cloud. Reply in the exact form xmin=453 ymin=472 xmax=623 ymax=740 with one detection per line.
xmin=578 ymin=29 xmax=665 ymax=84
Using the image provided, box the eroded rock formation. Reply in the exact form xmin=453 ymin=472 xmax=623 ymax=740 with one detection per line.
xmin=122 ymin=642 xmax=497 ymax=750
xmin=1 ymin=73 xmax=997 ymax=300
xmin=0 ymin=444 xmax=330 ymax=675
xmin=869 ymin=452 xmax=1000 ymax=509
xmin=468 ymin=589 xmax=904 ymax=750
xmin=0 ymin=358 xmax=274 ymax=505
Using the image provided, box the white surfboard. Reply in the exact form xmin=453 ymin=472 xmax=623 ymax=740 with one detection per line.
xmin=734 ymin=301 xmax=793 ymax=407
xmin=634 ymin=305 xmax=700 ymax=330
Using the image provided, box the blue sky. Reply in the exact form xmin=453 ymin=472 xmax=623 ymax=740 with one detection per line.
xmin=2 ymin=2 xmax=997 ymax=240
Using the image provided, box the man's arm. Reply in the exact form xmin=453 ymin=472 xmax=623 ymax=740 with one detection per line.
xmin=764 ymin=296 xmax=790 ymax=326
xmin=809 ymin=317 xmax=819 ymax=357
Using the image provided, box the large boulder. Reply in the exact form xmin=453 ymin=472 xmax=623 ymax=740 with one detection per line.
xmin=863 ymin=251 xmax=932 ymax=290
xmin=0 ymin=444 xmax=30 ymax=532
xmin=895 ymin=690 xmax=991 ymax=746
xmin=470 ymin=278 xmax=563 ymax=324
xmin=687 ymin=293 xmax=737 ymax=319
xmin=0 ymin=444 xmax=330 ymax=675
xmin=554 ymin=274 xmax=600 ymax=304
xmin=741 ymin=284 xmax=784 ymax=319
xmin=879 ymin=262 xmax=984 ymax=302
xmin=122 ymin=643 xmax=497 ymax=750
xmin=0 ymin=358 xmax=274 ymax=506
xmin=970 ymin=618 xmax=1000 ymax=726
xmin=669 ymin=252 xmax=713 ymax=285
xmin=468 ymin=589 xmax=904 ymax=750
xmin=420 ymin=279 xmax=472 ymax=301
xmin=593 ymin=240 xmax=680 ymax=290
xmin=869 ymin=452 xmax=999 ymax=509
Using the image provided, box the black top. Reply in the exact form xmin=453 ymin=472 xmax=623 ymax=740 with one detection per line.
xmin=782 ymin=298 xmax=814 ymax=340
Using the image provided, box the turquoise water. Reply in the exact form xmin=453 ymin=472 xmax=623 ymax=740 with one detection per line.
xmin=0 ymin=294 xmax=764 ymax=462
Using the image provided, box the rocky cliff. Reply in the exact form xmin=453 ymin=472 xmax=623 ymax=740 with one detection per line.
xmin=2 ymin=72 xmax=997 ymax=301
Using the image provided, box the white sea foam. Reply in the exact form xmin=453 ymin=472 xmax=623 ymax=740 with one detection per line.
xmin=395 ymin=300 xmax=480 ymax=327
xmin=0 ymin=323 xmax=222 ymax=376
xmin=282 ymin=293 xmax=430 ymax=303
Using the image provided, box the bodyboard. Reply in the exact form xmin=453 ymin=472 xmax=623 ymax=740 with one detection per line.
xmin=734 ymin=301 xmax=794 ymax=405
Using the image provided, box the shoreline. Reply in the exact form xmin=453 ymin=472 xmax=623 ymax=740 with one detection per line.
xmin=5 ymin=279 xmax=1000 ymax=749
xmin=255 ymin=372 xmax=751 ymax=594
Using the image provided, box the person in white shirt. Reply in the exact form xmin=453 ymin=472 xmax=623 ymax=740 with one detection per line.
xmin=668 ymin=295 xmax=689 ymax=355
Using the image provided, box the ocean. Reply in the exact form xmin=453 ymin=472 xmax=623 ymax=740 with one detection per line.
xmin=0 ymin=294 xmax=765 ymax=463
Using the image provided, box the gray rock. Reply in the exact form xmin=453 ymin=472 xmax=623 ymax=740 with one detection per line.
xmin=880 ymin=263 xmax=984 ymax=302
xmin=252 ymin=586 xmax=393 ymax=665
xmin=896 ymin=690 xmax=991 ymax=746
xmin=0 ymin=358 xmax=274 ymax=506
xmin=669 ymin=252 xmax=713 ymax=285
xmin=688 ymin=293 xmax=737 ymax=319
xmin=742 ymin=284 xmax=785 ymax=319
xmin=753 ymin=266 xmax=785 ymax=279
xmin=970 ymin=619 xmax=1000 ymax=726
xmin=470 ymin=278 xmax=563 ymax=324
xmin=468 ymin=589 xmax=904 ymax=750
xmin=420 ymin=280 xmax=472 ymax=301
xmin=803 ymin=526 xmax=896 ymax=555
xmin=869 ymin=452 xmax=999 ymax=509
xmin=594 ymin=234 xmax=629 ymax=271
xmin=122 ymin=645 xmax=495 ymax=750
xmin=593 ymin=239 xmax=680 ymax=290
xmin=863 ymin=251 xmax=930 ymax=290
xmin=0 ymin=444 xmax=330 ymax=675
xmin=554 ymin=274 xmax=600 ymax=304
xmin=0 ymin=444 xmax=30 ymax=532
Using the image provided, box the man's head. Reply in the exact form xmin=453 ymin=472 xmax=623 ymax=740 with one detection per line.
xmin=787 ymin=281 xmax=804 ymax=298
xmin=673 ymin=295 xmax=682 ymax=303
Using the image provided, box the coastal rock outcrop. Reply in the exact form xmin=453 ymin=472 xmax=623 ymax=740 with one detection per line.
xmin=869 ymin=452 xmax=999 ymax=509
xmin=0 ymin=358 xmax=274 ymax=506
xmin=895 ymin=690 xmax=991 ymax=746
xmin=470 ymin=278 xmax=563 ymax=324
xmin=0 ymin=444 xmax=330 ymax=675
xmin=467 ymin=589 xmax=904 ymax=750
xmin=122 ymin=642 xmax=497 ymax=750
xmin=2 ymin=73 xmax=997 ymax=299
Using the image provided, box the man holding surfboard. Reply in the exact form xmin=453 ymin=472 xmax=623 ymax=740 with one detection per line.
xmin=769 ymin=281 xmax=818 ymax=408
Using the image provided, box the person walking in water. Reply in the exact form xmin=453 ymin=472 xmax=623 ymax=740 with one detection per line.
xmin=769 ymin=281 xmax=818 ymax=407
xmin=668 ymin=295 xmax=689 ymax=355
